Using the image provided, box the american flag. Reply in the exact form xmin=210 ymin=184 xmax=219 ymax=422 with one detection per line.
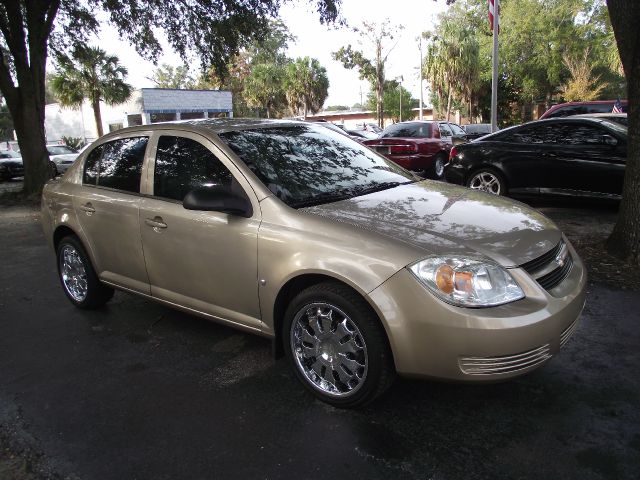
xmin=612 ymin=98 xmax=623 ymax=113
xmin=489 ymin=0 xmax=500 ymax=33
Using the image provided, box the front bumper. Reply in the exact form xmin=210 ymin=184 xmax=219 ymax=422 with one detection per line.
xmin=368 ymin=242 xmax=587 ymax=381
xmin=443 ymin=162 xmax=466 ymax=185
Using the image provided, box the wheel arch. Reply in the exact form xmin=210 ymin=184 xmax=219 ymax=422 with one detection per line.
xmin=465 ymin=164 xmax=510 ymax=189
xmin=271 ymin=273 xmax=394 ymax=364
xmin=53 ymin=224 xmax=79 ymax=250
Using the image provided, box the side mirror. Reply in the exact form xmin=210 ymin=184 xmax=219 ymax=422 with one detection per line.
xmin=602 ymin=135 xmax=618 ymax=146
xmin=183 ymin=185 xmax=253 ymax=217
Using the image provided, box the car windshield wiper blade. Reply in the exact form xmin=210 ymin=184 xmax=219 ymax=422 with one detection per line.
xmin=290 ymin=191 xmax=356 ymax=208
xmin=350 ymin=180 xmax=416 ymax=197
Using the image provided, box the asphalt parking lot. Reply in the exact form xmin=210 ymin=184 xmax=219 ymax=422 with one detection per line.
xmin=1 ymin=200 xmax=639 ymax=480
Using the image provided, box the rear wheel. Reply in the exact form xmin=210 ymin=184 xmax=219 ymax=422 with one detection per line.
xmin=57 ymin=236 xmax=114 ymax=309
xmin=430 ymin=153 xmax=447 ymax=180
xmin=467 ymin=169 xmax=506 ymax=195
xmin=283 ymin=282 xmax=395 ymax=408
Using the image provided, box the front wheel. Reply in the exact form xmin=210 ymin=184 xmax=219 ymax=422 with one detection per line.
xmin=283 ymin=282 xmax=395 ymax=408
xmin=467 ymin=169 xmax=506 ymax=195
xmin=57 ymin=236 xmax=114 ymax=309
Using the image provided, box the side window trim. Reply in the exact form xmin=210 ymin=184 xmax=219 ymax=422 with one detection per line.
xmin=82 ymin=145 xmax=104 ymax=186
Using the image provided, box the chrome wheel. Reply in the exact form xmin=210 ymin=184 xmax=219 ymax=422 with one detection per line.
xmin=468 ymin=171 xmax=502 ymax=195
xmin=434 ymin=156 xmax=445 ymax=178
xmin=290 ymin=303 xmax=368 ymax=398
xmin=60 ymin=245 xmax=88 ymax=302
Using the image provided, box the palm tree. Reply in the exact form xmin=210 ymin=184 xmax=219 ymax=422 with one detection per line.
xmin=51 ymin=46 xmax=132 ymax=137
xmin=284 ymin=57 xmax=329 ymax=118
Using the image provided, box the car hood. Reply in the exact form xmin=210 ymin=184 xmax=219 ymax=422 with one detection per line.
xmin=303 ymin=181 xmax=561 ymax=268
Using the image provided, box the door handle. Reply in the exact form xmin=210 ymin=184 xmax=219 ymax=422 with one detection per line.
xmin=80 ymin=202 xmax=95 ymax=214
xmin=145 ymin=216 xmax=167 ymax=230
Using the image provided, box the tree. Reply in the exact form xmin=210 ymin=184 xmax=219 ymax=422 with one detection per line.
xmin=367 ymin=80 xmax=414 ymax=123
xmin=561 ymin=49 xmax=606 ymax=101
xmin=284 ymin=57 xmax=329 ymax=118
xmin=244 ymin=63 xmax=287 ymax=118
xmin=148 ymin=64 xmax=196 ymax=89
xmin=333 ymin=20 xmax=403 ymax=128
xmin=0 ymin=1 xmax=339 ymax=197
xmin=0 ymin=104 xmax=13 ymax=142
xmin=605 ymin=0 xmax=640 ymax=264
xmin=51 ymin=46 xmax=132 ymax=138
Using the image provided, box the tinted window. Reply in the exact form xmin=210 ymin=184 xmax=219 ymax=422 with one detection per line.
xmin=439 ymin=123 xmax=453 ymax=137
xmin=219 ymin=125 xmax=414 ymax=208
xmin=504 ymin=125 xmax=562 ymax=143
xmin=98 ymin=137 xmax=148 ymax=193
xmin=380 ymin=123 xmax=430 ymax=138
xmin=154 ymin=136 xmax=233 ymax=202
xmin=83 ymin=145 xmax=103 ymax=185
xmin=557 ymin=124 xmax=610 ymax=145
xmin=47 ymin=145 xmax=77 ymax=155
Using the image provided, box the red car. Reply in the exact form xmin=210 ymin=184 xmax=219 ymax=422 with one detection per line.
xmin=363 ymin=121 xmax=453 ymax=179
xmin=539 ymin=100 xmax=628 ymax=119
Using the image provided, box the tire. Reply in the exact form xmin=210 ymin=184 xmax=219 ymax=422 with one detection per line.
xmin=283 ymin=282 xmax=395 ymax=408
xmin=56 ymin=236 xmax=114 ymax=309
xmin=49 ymin=161 xmax=58 ymax=178
xmin=466 ymin=168 xmax=507 ymax=196
xmin=429 ymin=153 xmax=447 ymax=180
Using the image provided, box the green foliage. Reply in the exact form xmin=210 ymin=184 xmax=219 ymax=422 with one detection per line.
xmin=51 ymin=46 xmax=132 ymax=108
xmin=61 ymin=136 xmax=86 ymax=151
xmin=367 ymin=81 xmax=415 ymax=123
xmin=149 ymin=64 xmax=196 ymax=89
xmin=244 ymin=63 xmax=288 ymax=118
xmin=333 ymin=20 xmax=404 ymax=126
xmin=284 ymin=57 xmax=330 ymax=117
xmin=424 ymin=0 xmax=625 ymax=124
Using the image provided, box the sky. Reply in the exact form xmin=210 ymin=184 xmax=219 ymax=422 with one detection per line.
xmin=93 ymin=0 xmax=449 ymax=109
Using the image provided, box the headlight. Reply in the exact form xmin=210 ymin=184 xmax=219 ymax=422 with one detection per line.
xmin=408 ymin=256 xmax=524 ymax=307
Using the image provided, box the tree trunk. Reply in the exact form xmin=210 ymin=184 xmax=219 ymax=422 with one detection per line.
xmin=606 ymin=0 xmax=640 ymax=263
xmin=92 ymin=96 xmax=104 ymax=137
xmin=10 ymin=97 xmax=51 ymax=195
xmin=446 ymin=82 xmax=452 ymax=122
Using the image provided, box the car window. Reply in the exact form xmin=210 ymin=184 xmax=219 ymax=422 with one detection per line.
xmin=439 ymin=123 xmax=453 ymax=137
xmin=503 ymin=125 xmax=561 ymax=143
xmin=153 ymin=136 xmax=233 ymax=202
xmin=558 ymin=124 xmax=612 ymax=145
xmin=83 ymin=145 xmax=104 ymax=185
xmin=449 ymin=123 xmax=466 ymax=136
xmin=218 ymin=125 xmax=414 ymax=207
xmin=47 ymin=145 xmax=77 ymax=155
xmin=96 ymin=137 xmax=148 ymax=193
xmin=379 ymin=123 xmax=430 ymax=138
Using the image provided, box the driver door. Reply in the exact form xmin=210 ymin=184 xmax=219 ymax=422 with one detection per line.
xmin=138 ymin=131 xmax=262 ymax=330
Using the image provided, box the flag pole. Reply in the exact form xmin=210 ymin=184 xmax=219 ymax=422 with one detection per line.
xmin=490 ymin=0 xmax=499 ymax=132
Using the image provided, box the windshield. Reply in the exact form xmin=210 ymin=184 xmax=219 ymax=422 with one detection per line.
xmin=218 ymin=124 xmax=416 ymax=208
xmin=379 ymin=122 xmax=431 ymax=138
xmin=47 ymin=145 xmax=77 ymax=155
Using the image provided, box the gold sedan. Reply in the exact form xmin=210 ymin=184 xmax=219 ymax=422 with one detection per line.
xmin=41 ymin=119 xmax=586 ymax=407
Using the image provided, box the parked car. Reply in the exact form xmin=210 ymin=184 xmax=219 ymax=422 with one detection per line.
xmin=443 ymin=121 xmax=468 ymax=145
xmin=345 ymin=129 xmax=379 ymax=141
xmin=363 ymin=121 xmax=452 ymax=178
xmin=47 ymin=144 xmax=80 ymax=175
xmin=463 ymin=123 xmax=493 ymax=140
xmin=0 ymin=150 xmax=24 ymax=180
xmin=574 ymin=113 xmax=627 ymax=127
xmin=445 ymin=117 xmax=626 ymax=199
xmin=42 ymin=119 xmax=586 ymax=407
xmin=539 ymin=100 xmax=628 ymax=119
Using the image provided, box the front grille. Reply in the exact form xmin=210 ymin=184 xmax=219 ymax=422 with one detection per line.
xmin=560 ymin=318 xmax=580 ymax=348
xmin=521 ymin=241 xmax=563 ymax=274
xmin=537 ymin=254 xmax=574 ymax=290
xmin=520 ymin=240 xmax=573 ymax=291
xmin=459 ymin=344 xmax=552 ymax=375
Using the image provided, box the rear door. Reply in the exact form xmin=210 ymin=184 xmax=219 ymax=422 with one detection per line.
xmin=73 ymin=136 xmax=150 ymax=293
xmin=138 ymin=131 xmax=262 ymax=330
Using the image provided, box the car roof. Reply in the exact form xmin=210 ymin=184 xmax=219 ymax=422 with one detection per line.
xmin=98 ymin=118 xmax=306 ymax=142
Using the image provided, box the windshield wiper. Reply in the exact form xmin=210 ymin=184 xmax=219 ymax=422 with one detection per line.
xmin=290 ymin=191 xmax=356 ymax=208
xmin=350 ymin=180 xmax=416 ymax=197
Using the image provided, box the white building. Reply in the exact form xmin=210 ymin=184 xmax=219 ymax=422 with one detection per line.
xmin=44 ymin=88 xmax=233 ymax=144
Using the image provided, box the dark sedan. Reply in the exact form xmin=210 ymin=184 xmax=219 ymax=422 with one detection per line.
xmin=444 ymin=117 xmax=626 ymax=199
